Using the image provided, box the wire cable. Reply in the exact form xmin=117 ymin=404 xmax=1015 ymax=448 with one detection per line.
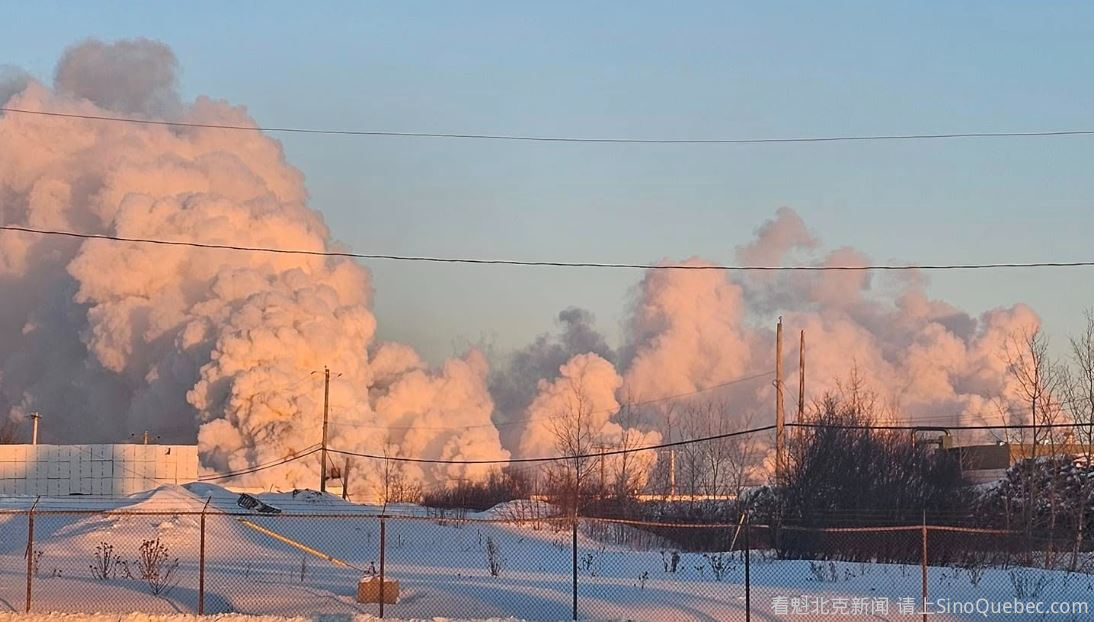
xmin=5 ymin=224 xmax=1094 ymax=273
xmin=5 ymin=107 xmax=1094 ymax=145
xmin=324 ymin=418 xmax=1094 ymax=467
xmin=197 ymin=445 xmax=321 ymax=481
xmin=329 ymin=424 xmax=777 ymax=465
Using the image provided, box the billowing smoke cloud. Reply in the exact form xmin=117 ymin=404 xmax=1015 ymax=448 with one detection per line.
xmin=1 ymin=40 xmax=1041 ymax=498
xmin=54 ymin=38 xmax=180 ymax=117
xmin=0 ymin=39 xmax=508 ymax=496
xmin=489 ymin=307 xmax=614 ymax=449
xmin=510 ymin=210 xmax=1038 ymax=464
xmin=510 ymin=353 xmax=660 ymax=487
xmin=621 ymin=258 xmax=758 ymax=401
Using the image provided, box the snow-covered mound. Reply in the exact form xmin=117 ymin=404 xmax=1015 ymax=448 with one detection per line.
xmin=473 ymin=499 xmax=563 ymax=520
xmin=125 ymin=485 xmax=212 ymax=513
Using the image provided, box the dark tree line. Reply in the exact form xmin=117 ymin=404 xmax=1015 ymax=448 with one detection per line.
xmin=769 ymin=393 xmax=965 ymax=528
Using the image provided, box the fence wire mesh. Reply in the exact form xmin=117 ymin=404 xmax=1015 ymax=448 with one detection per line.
xmin=2 ymin=507 xmax=1093 ymax=620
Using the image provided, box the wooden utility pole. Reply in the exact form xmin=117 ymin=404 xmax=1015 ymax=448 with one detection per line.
xmin=320 ymin=367 xmax=331 ymax=494
xmin=775 ymin=318 xmax=785 ymax=485
xmin=798 ymin=330 xmax=806 ymax=421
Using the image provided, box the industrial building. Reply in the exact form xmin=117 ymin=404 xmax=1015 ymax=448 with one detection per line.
xmin=0 ymin=443 xmax=199 ymax=496
xmin=944 ymin=442 xmax=1094 ymax=483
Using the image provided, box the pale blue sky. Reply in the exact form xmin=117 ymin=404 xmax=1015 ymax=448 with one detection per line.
xmin=3 ymin=2 xmax=1094 ymax=362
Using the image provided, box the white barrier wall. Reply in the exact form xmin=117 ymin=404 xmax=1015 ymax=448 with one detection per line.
xmin=0 ymin=444 xmax=199 ymax=496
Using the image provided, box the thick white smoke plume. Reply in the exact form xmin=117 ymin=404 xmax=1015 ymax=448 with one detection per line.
xmin=503 ymin=216 xmax=1038 ymax=475
xmin=0 ymin=39 xmax=508 ymax=497
xmin=1 ymin=40 xmax=1039 ymax=497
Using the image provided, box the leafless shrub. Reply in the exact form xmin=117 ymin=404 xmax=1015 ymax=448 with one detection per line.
xmin=114 ymin=558 xmax=133 ymax=579
xmin=703 ymin=552 xmax=733 ymax=581
xmin=959 ymin=553 xmax=987 ymax=588
xmin=89 ymin=541 xmax=118 ymax=580
xmin=808 ymin=560 xmax=839 ymax=583
xmin=485 ymin=536 xmax=501 ymax=576
xmin=136 ymin=538 xmax=179 ymax=595
xmin=581 ymin=547 xmax=605 ymax=576
xmin=1008 ymin=568 xmax=1053 ymax=599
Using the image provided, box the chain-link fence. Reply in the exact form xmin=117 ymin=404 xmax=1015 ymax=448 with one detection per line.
xmin=2 ymin=506 xmax=1092 ymax=620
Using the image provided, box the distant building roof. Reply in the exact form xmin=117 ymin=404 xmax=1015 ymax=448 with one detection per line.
xmin=943 ymin=443 xmax=1094 ymax=474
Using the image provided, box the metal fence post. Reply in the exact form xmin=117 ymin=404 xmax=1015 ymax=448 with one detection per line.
xmin=744 ymin=512 xmax=751 ymax=622
xmin=199 ymin=497 xmax=210 ymax=614
xmin=571 ymin=515 xmax=578 ymax=621
xmin=25 ymin=497 xmax=39 ymax=613
xmin=379 ymin=516 xmax=386 ymax=619
xmin=921 ymin=514 xmax=928 ymax=622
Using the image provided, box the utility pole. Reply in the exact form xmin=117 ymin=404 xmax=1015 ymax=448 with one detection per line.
xmin=129 ymin=431 xmax=157 ymax=445
xmin=30 ymin=412 xmax=40 ymax=445
xmin=320 ymin=367 xmax=331 ymax=494
xmin=775 ymin=318 xmax=785 ymax=486
xmin=798 ymin=330 xmax=806 ymax=421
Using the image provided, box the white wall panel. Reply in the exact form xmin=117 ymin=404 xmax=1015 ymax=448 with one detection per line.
xmin=0 ymin=444 xmax=198 ymax=497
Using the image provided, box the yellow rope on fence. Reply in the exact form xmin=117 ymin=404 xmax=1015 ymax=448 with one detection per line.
xmin=237 ymin=518 xmax=362 ymax=570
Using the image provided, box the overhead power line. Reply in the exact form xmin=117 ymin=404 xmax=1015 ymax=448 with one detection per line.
xmin=329 ymin=425 xmax=778 ymax=465
xmin=197 ymin=445 xmax=321 ymax=481
xmin=4 ymin=106 xmax=1094 ymax=145
xmin=4 ymin=225 xmax=1094 ymax=273
xmin=195 ymin=417 xmax=1094 ymax=476
xmin=330 ymin=419 xmax=1094 ymax=467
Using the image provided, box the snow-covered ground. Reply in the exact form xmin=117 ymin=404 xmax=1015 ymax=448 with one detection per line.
xmin=1 ymin=485 xmax=1091 ymax=621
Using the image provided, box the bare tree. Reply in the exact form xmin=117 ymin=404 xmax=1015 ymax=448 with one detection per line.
xmin=680 ymin=401 xmax=760 ymax=500
xmin=1063 ymin=310 xmax=1094 ymax=569
xmin=835 ymin=364 xmax=885 ymax=422
xmin=722 ymin=410 xmax=761 ymax=500
xmin=645 ymin=402 xmax=678 ymax=498
xmin=676 ymin=407 xmax=707 ymax=498
xmin=778 ymin=392 xmax=965 ymax=533
xmin=609 ymin=397 xmax=654 ymax=499
xmin=1002 ymin=327 xmax=1066 ymax=565
xmin=1065 ymin=310 xmax=1094 ymax=458
xmin=375 ymin=438 xmax=420 ymax=511
xmin=546 ymin=372 xmax=599 ymax=514
xmin=1003 ymin=328 xmax=1065 ymax=452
